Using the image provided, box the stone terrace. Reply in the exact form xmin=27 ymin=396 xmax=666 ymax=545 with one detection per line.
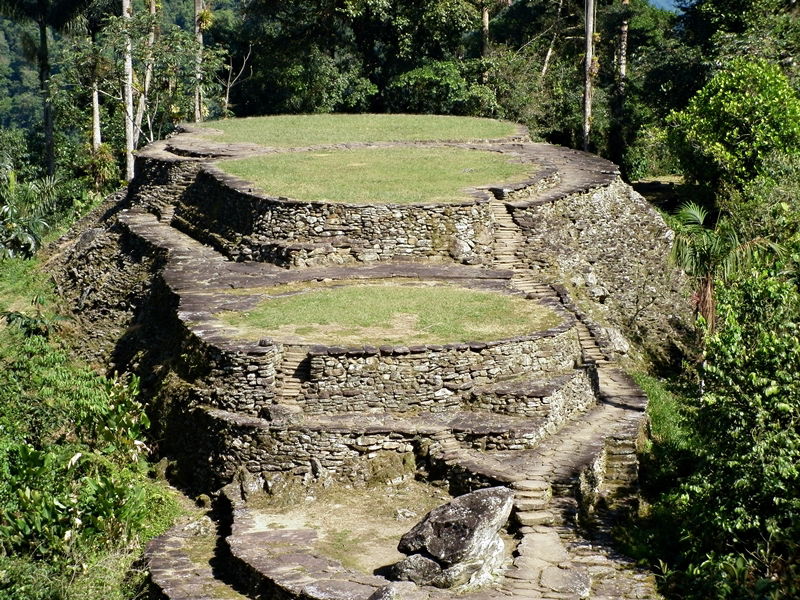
xmin=53 ymin=118 xmax=676 ymax=600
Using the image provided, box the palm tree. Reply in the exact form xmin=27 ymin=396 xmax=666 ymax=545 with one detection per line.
xmin=671 ymin=202 xmax=777 ymax=332
xmin=0 ymin=0 xmax=93 ymax=174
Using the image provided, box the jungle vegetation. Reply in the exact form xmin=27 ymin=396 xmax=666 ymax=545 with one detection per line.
xmin=0 ymin=0 xmax=798 ymax=598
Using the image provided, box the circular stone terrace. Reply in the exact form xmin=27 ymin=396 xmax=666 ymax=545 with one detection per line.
xmin=140 ymin=115 xmax=559 ymax=267
xmin=113 ymin=115 xmax=662 ymax=600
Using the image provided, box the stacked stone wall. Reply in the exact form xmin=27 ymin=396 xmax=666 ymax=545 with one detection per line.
xmin=189 ymin=407 xmax=420 ymax=486
xmin=178 ymin=328 xmax=281 ymax=416
xmin=511 ymin=178 xmax=687 ymax=359
xmin=300 ymin=324 xmax=580 ymax=415
xmin=468 ymin=369 xmax=596 ymax=419
xmin=172 ymin=166 xmax=497 ymax=266
xmin=127 ymin=154 xmax=203 ymax=216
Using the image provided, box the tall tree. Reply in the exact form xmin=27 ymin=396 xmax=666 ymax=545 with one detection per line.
xmin=193 ymin=0 xmax=204 ymax=121
xmin=133 ymin=0 xmax=156 ymax=148
xmin=0 ymin=0 xmax=93 ymax=173
xmin=121 ymin=0 xmax=133 ymax=179
xmin=582 ymin=0 xmax=595 ymax=151
xmin=83 ymin=0 xmax=117 ymax=150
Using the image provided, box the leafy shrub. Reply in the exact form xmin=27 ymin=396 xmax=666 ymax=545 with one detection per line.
xmin=0 ymin=170 xmax=58 ymax=258
xmin=0 ymin=329 xmax=178 ymax=571
xmin=623 ymin=125 xmax=680 ymax=180
xmin=385 ymin=60 xmax=499 ymax=117
xmin=727 ymin=152 xmax=800 ymax=249
xmin=669 ymin=59 xmax=800 ymax=191
xmin=685 ymin=269 xmax=800 ymax=598
xmin=634 ymin=267 xmax=800 ymax=600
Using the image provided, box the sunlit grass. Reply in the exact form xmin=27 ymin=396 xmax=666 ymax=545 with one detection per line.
xmin=196 ymin=113 xmax=518 ymax=147
xmin=219 ymin=146 xmax=534 ymax=204
xmin=632 ymin=371 xmax=693 ymax=450
xmin=218 ymin=280 xmax=561 ymax=345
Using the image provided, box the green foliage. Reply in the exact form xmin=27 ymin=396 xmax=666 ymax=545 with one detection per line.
xmin=0 ymin=257 xmax=180 ymax=599
xmin=0 ymin=168 xmax=58 ymax=258
xmin=2 ymin=295 xmax=64 ymax=337
xmin=273 ymin=46 xmax=376 ymax=114
xmin=669 ymin=201 xmax=777 ymax=330
xmin=385 ymin=60 xmax=498 ymax=116
xmin=625 ymin=269 xmax=800 ymax=600
xmin=666 ymin=269 xmax=800 ymax=599
xmin=726 ymin=152 xmax=800 ymax=250
xmin=623 ymin=125 xmax=680 ymax=180
xmin=669 ymin=58 xmax=800 ymax=191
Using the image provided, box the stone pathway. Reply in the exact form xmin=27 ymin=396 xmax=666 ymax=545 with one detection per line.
xmin=118 ymin=131 xmax=661 ymax=600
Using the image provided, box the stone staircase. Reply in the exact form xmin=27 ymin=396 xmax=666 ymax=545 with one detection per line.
xmin=276 ymin=346 xmax=309 ymax=407
xmin=490 ymin=199 xmax=524 ymax=269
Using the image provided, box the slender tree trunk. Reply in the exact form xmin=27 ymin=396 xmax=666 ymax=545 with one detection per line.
xmin=481 ymin=3 xmax=490 ymax=57
xmin=618 ymin=0 xmax=629 ymax=91
xmin=194 ymin=0 xmax=204 ymax=122
xmin=610 ymin=0 xmax=630 ymax=171
xmin=122 ymin=0 xmax=135 ymax=181
xmin=91 ymin=80 xmax=101 ymax=149
xmin=541 ymin=0 xmax=565 ymax=79
xmin=582 ymin=0 xmax=595 ymax=152
xmin=38 ymin=19 xmax=54 ymax=175
xmin=90 ymin=29 xmax=101 ymax=150
xmin=480 ymin=2 xmax=490 ymax=83
xmin=134 ymin=0 xmax=156 ymax=147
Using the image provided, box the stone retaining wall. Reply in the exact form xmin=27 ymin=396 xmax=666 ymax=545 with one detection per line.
xmin=180 ymin=327 xmax=281 ymax=416
xmin=172 ymin=165 xmax=497 ymax=266
xmin=300 ymin=321 xmax=580 ymax=415
xmin=127 ymin=152 xmax=203 ymax=216
xmin=511 ymin=177 xmax=687 ymax=359
xmin=190 ymin=407 xmax=421 ymax=486
xmin=468 ymin=369 xmax=596 ymax=419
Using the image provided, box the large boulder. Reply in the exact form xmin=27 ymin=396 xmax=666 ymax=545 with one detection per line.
xmin=390 ymin=486 xmax=513 ymax=588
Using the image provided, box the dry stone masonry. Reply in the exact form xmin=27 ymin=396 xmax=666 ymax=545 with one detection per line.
xmin=46 ymin=119 xmax=685 ymax=600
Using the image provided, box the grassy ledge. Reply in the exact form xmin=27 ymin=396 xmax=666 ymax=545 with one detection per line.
xmin=217 ymin=280 xmax=561 ymax=345
xmin=196 ymin=114 xmax=519 ymax=147
xmin=219 ymin=146 xmax=534 ymax=204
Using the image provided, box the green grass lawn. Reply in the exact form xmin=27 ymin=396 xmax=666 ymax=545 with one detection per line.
xmin=218 ymin=280 xmax=560 ymax=345
xmin=196 ymin=114 xmax=519 ymax=147
xmin=219 ymin=146 xmax=534 ymax=204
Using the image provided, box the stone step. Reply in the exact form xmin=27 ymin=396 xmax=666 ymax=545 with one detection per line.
xmin=512 ymin=480 xmax=551 ymax=492
xmin=514 ymin=498 xmax=551 ymax=512
xmin=514 ymin=487 xmax=552 ymax=498
xmin=146 ymin=517 xmax=251 ymax=600
xmin=515 ymin=510 xmax=556 ymax=526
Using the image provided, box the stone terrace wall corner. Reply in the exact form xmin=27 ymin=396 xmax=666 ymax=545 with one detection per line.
xmin=511 ymin=176 xmax=689 ymax=360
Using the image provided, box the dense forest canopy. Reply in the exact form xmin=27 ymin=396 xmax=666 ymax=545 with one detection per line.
xmin=0 ymin=0 xmax=799 ymax=598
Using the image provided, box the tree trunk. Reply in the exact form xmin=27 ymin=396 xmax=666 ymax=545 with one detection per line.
xmin=134 ymin=0 xmax=157 ymax=147
xmin=481 ymin=3 xmax=490 ymax=57
xmin=194 ymin=0 xmax=204 ymax=122
xmin=582 ymin=0 xmax=595 ymax=152
xmin=609 ymin=0 xmax=630 ymax=172
xmin=91 ymin=79 xmax=101 ymax=150
xmin=618 ymin=0 xmax=629 ymax=90
xmin=38 ymin=19 xmax=54 ymax=175
xmin=122 ymin=0 xmax=135 ymax=181
xmin=541 ymin=0 xmax=565 ymax=79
